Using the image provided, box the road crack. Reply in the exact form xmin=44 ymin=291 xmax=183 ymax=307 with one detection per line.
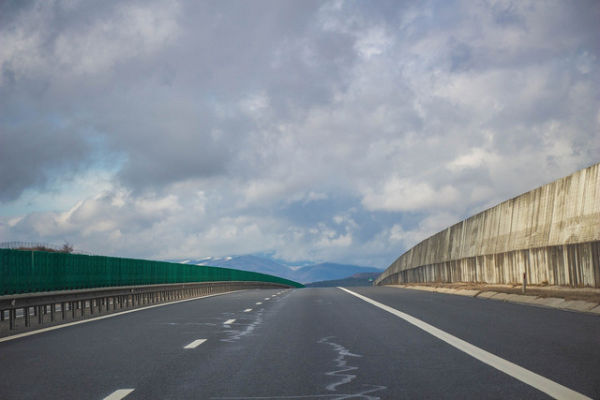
xmin=318 ymin=336 xmax=386 ymax=399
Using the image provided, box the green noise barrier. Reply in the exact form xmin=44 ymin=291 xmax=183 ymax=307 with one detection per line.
xmin=0 ymin=249 xmax=303 ymax=295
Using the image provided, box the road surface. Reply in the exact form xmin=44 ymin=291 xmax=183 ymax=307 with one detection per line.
xmin=0 ymin=287 xmax=598 ymax=399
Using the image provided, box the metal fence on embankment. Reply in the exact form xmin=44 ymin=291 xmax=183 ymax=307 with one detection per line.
xmin=0 ymin=249 xmax=302 ymax=336
xmin=0 ymin=248 xmax=302 ymax=295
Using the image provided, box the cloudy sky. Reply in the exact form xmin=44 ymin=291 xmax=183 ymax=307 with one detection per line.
xmin=1 ymin=0 xmax=598 ymax=267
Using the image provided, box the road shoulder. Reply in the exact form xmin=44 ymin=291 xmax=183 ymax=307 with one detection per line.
xmin=386 ymin=284 xmax=600 ymax=315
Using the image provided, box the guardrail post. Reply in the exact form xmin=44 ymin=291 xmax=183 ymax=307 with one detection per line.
xmin=9 ymin=308 xmax=16 ymax=330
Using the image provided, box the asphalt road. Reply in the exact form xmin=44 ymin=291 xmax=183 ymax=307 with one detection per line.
xmin=0 ymin=287 xmax=598 ymax=399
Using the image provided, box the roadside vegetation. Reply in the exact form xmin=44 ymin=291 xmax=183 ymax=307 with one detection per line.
xmin=1 ymin=242 xmax=75 ymax=254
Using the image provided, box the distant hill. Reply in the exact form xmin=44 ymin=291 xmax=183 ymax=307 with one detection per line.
xmin=190 ymin=255 xmax=296 ymax=280
xmin=305 ymin=272 xmax=381 ymax=288
xmin=293 ymin=263 xmax=381 ymax=284
xmin=173 ymin=255 xmax=382 ymax=284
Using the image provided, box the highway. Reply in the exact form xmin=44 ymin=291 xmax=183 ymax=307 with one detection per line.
xmin=0 ymin=287 xmax=598 ymax=399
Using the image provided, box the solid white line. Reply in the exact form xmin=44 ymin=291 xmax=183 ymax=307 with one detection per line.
xmin=184 ymin=338 xmax=207 ymax=349
xmin=243 ymin=308 xmax=252 ymax=312
xmin=212 ymin=394 xmax=352 ymax=399
xmin=224 ymin=319 xmax=236 ymax=325
xmin=338 ymin=287 xmax=591 ymax=400
xmin=103 ymin=388 xmax=135 ymax=400
xmin=0 ymin=291 xmax=237 ymax=344
xmin=256 ymin=302 xmax=262 ymax=305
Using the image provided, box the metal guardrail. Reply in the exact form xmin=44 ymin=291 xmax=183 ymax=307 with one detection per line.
xmin=0 ymin=281 xmax=290 ymax=337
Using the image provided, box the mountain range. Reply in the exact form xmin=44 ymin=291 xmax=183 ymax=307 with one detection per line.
xmin=304 ymin=272 xmax=381 ymax=287
xmin=172 ymin=255 xmax=382 ymax=284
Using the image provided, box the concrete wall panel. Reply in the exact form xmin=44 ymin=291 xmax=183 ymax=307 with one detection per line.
xmin=377 ymin=163 xmax=600 ymax=287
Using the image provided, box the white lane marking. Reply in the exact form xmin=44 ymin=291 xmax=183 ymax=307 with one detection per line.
xmin=264 ymin=298 xmax=270 ymax=300
xmin=0 ymin=291 xmax=238 ymax=344
xmin=338 ymin=287 xmax=591 ymax=400
xmin=224 ymin=319 xmax=236 ymax=325
xmin=211 ymin=394 xmax=373 ymax=399
xmin=256 ymin=302 xmax=262 ymax=305
xmin=244 ymin=308 xmax=252 ymax=312
xmin=184 ymin=338 xmax=207 ymax=349
xmin=103 ymin=388 xmax=135 ymax=400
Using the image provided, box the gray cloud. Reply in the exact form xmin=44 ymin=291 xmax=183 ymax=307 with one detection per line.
xmin=0 ymin=107 xmax=94 ymax=201
xmin=1 ymin=0 xmax=598 ymax=267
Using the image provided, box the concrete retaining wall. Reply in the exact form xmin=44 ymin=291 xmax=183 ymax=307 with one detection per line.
xmin=376 ymin=163 xmax=600 ymax=287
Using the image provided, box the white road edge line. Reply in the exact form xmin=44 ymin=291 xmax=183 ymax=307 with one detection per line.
xmin=102 ymin=388 xmax=135 ymax=400
xmin=243 ymin=308 xmax=252 ymax=312
xmin=0 ymin=291 xmax=238 ymax=344
xmin=224 ymin=319 xmax=236 ymax=325
xmin=184 ymin=339 xmax=207 ymax=349
xmin=338 ymin=287 xmax=591 ymax=400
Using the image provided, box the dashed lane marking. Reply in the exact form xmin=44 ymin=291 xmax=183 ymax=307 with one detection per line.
xmin=338 ymin=287 xmax=591 ymax=400
xmin=102 ymin=389 xmax=134 ymax=400
xmin=184 ymin=339 xmax=207 ymax=349
xmin=224 ymin=319 xmax=236 ymax=325
xmin=256 ymin=302 xmax=262 ymax=305
xmin=244 ymin=308 xmax=253 ymax=312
